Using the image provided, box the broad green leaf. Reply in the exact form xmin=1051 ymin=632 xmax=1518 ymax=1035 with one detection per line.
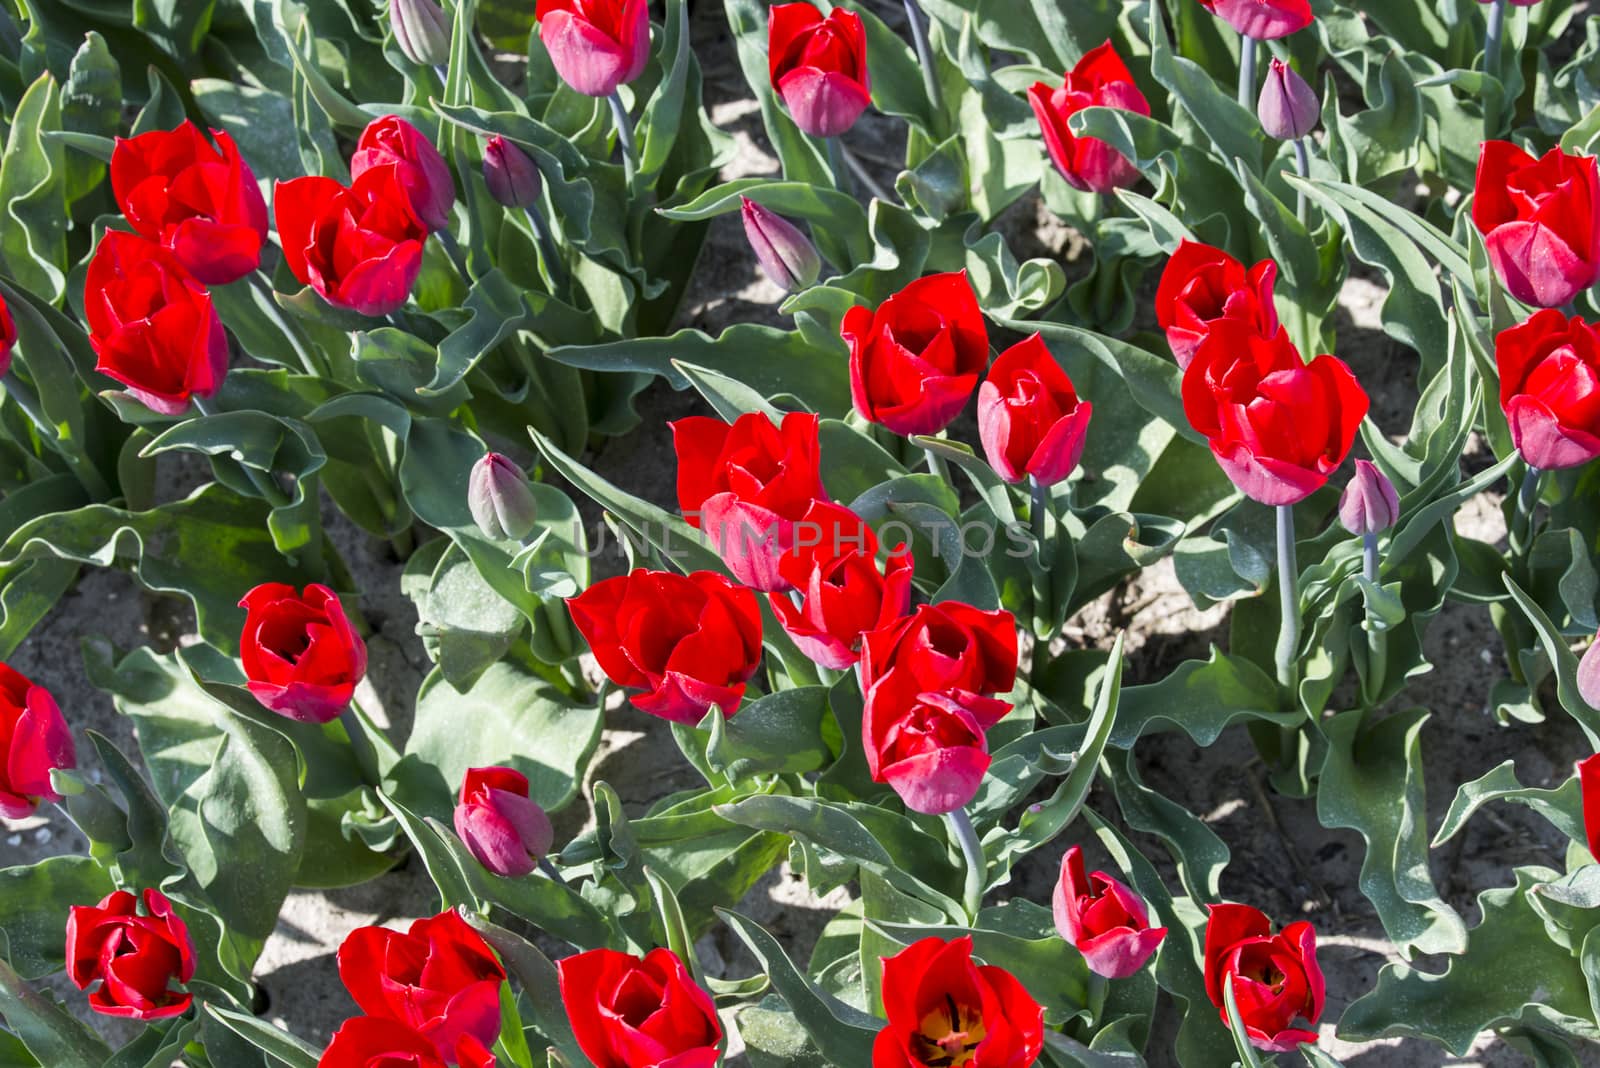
xmin=203 ymin=1005 xmax=319 ymax=1068
xmin=1112 ymin=647 xmax=1291 ymax=748
xmin=0 ymin=73 xmax=67 ymax=302
xmin=0 ymin=949 xmax=108 ymax=1068
xmin=0 ymin=857 xmax=112 ymax=979
xmin=1433 ymin=761 xmax=1584 ymax=847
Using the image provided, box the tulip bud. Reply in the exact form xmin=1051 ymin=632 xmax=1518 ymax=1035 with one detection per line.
xmin=740 ymin=197 xmax=821 ymax=292
xmin=468 ymin=452 xmax=538 ymax=541
xmin=1257 ymin=58 xmax=1318 ymax=141
xmin=454 ymin=766 xmax=555 ymax=878
xmin=1338 ymin=460 xmax=1399 ymax=536
xmin=391 ymin=0 xmax=451 ymax=67
xmin=482 ymin=136 xmax=543 ymax=209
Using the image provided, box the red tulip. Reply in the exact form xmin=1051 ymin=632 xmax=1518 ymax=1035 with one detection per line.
xmin=872 ymin=936 xmax=1044 ymax=1068
xmin=672 ymin=411 xmax=827 ymax=591
xmin=1494 ymin=309 xmax=1600 ymax=471
xmin=557 ymin=947 xmax=722 ymax=1068
xmin=66 ymin=889 xmax=195 ymax=1021
xmin=350 ymin=115 xmax=456 ymax=233
xmin=454 ymin=765 xmax=555 ymax=878
xmin=977 ymin=334 xmax=1092 ymax=486
xmin=534 ymin=0 xmax=651 ymax=98
xmin=770 ymin=504 xmax=913 ymax=670
xmin=337 ymin=910 xmax=506 ymax=1059
xmin=238 ymin=583 xmax=368 ymax=724
xmin=0 ymin=663 xmax=75 ymax=819
xmin=1154 ymin=239 xmax=1281 ymax=369
xmin=1579 ymin=752 xmax=1600 ymax=858
xmin=1196 ymin=0 xmax=1312 ymax=40
xmin=566 ymin=569 xmax=763 ymax=725
xmin=1052 ymin=846 xmax=1166 ymax=979
xmin=844 ymin=271 xmax=990 ymax=436
xmin=84 ymin=230 xmax=228 ymax=415
xmin=863 ymin=671 xmax=1012 ymax=815
xmin=1028 ymin=41 xmax=1149 ymax=194
xmin=0 ymin=291 xmax=14 ymax=376
xmin=1182 ymin=320 xmax=1368 ymax=506
xmin=274 ymin=168 xmax=428 ymax=317
xmin=860 ymin=601 xmax=1019 ymax=700
xmin=318 ymin=1016 xmax=497 ymax=1068
xmin=1203 ymin=903 xmax=1324 ymax=1052
xmin=109 ymin=123 xmax=268 ymax=286
xmin=768 ymin=4 xmax=871 ymax=138
xmin=1473 ymin=141 xmax=1600 ymax=308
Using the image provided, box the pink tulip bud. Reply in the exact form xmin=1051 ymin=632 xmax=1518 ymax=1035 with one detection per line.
xmin=1338 ymin=460 xmax=1399 ymax=536
xmin=739 ymin=197 xmax=821 ymax=292
xmin=391 ymin=0 xmax=451 ymax=67
xmin=468 ymin=452 xmax=538 ymax=541
xmin=1258 ymin=58 xmax=1319 ymax=141
xmin=454 ymin=766 xmax=555 ymax=878
xmin=483 ymin=136 xmax=543 ymax=209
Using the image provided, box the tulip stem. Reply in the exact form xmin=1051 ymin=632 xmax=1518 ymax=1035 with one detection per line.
xmin=249 ymin=273 xmax=325 ymax=378
xmin=902 ymin=0 xmax=944 ymax=121
xmin=1362 ymin=532 xmax=1379 ymax=584
xmin=537 ymin=857 xmax=569 ymax=888
xmin=339 ymin=705 xmax=382 ymax=785
xmin=1274 ymin=503 xmax=1299 ymax=694
xmin=924 ymin=445 xmax=950 ymax=482
xmin=608 ymin=92 xmax=639 ymax=191
xmin=1485 ymin=0 xmax=1507 ymax=77
xmin=191 ymin=396 xmax=291 ymax=508
xmin=945 ymin=807 xmax=986 ymax=923
xmin=828 ymin=137 xmax=893 ymax=204
xmin=1030 ymin=476 xmax=1050 ymax=559
xmin=435 ymin=229 xmax=472 ymax=283
xmin=1292 ymin=138 xmax=1310 ymax=224
xmin=1237 ymin=35 xmax=1257 ymax=110
xmin=1511 ymin=464 xmax=1541 ymax=555
xmin=523 ymin=204 xmax=568 ymax=294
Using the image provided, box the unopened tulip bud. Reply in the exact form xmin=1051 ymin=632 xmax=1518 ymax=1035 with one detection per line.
xmin=1258 ymin=58 xmax=1319 ymax=141
xmin=740 ymin=197 xmax=821 ymax=292
xmin=468 ymin=452 xmax=538 ymax=541
xmin=454 ymin=766 xmax=555 ymax=877
xmin=391 ymin=0 xmax=451 ymax=67
xmin=483 ymin=136 xmax=543 ymax=209
xmin=1339 ymin=460 xmax=1399 ymax=536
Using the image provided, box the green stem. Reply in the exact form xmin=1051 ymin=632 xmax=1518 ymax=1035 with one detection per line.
xmin=924 ymin=445 xmax=949 ymax=481
xmin=608 ymin=92 xmax=639 ymax=190
xmin=523 ymin=203 xmax=568 ymax=294
xmin=538 ymin=857 xmax=569 ymax=887
xmin=1511 ymin=463 xmax=1541 ymax=557
xmin=1485 ymin=0 xmax=1507 ymax=77
xmin=1361 ymin=531 xmax=1379 ymax=584
xmin=1237 ymin=33 xmax=1257 ymax=110
xmin=435 ymin=229 xmax=472 ymax=283
xmin=192 ymin=395 xmax=291 ymax=508
xmin=339 ymin=705 xmax=381 ymax=785
xmin=250 ymin=272 xmax=324 ymax=378
xmin=1292 ymin=138 xmax=1310 ymax=225
xmin=902 ymin=0 xmax=944 ymax=121
xmin=827 ymin=136 xmax=892 ymax=203
xmin=945 ymin=807 xmax=986 ymax=923
xmin=1030 ymin=477 xmax=1049 ymax=554
xmin=1274 ymin=503 xmax=1299 ymax=694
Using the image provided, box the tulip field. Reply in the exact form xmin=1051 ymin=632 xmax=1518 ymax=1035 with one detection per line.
xmin=3 ymin=0 xmax=1600 ymax=1064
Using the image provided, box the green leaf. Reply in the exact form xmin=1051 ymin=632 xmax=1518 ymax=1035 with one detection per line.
xmin=0 ymin=73 xmax=67 ymax=302
xmin=202 ymin=1005 xmax=320 ymax=1068
xmin=0 ymin=857 xmax=112 ymax=979
xmin=1432 ymin=761 xmax=1584 ymax=847
xmin=1317 ymin=708 xmax=1467 ymax=958
xmin=402 ymin=539 xmax=525 ymax=691
xmin=0 ymin=949 xmax=108 ymax=1068
xmin=376 ymin=792 xmax=484 ymax=913
xmin=1504 ymin=574 xmax=1600 ymax=747
xmin=703 ymin=686 xmax=831 ymax=780
xmin=1112 ymin=648 xmax=1292 ymax=748
xmin=462 ymin=913 xmax=589 ymax=1068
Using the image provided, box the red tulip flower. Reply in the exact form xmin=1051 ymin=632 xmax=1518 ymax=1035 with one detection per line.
xmin=350 ymin=116 xmax=456 ymax=233
xmin=770 ymin=503 xmax=913 ymax=670
xmin=1474 ymin=141 xmax=1600 ymax=309
xmin=1579 ymin=752 xmax=1600 ymax=858
xmin=274 ymin=167 xmax=429 ymax=317
xmin=0 ymin=291 xmax=15 ymax=377
xmin=1203 ymin=903 xmax=1325 ymax=1052
xmin=859 ymin=601 xmax=1019 ymax=699
xmin=557 ymin=947 xmax=722 ymax=1068
xmin=337 ymin=910 xmax=506 ymax=1060
xmin=872 ymin=936 xmax=1044 ymax=1068
xmin=864 ymin=673 xmax=1013 ymax=815
xmin=109 ymin=122 xmax=269 ymax=285
xmin=0 ymin=663 xmax=75 ymax=819
xmin=66 ymin=889 xmax=195 ymax=1020
xmin=1155 ymin=239 xmax=1281 ymax=369
xmin=1495 ymin=309 xmax=1600 ymax=471
xmin=672 ymin=411 xmax=827 ymax=590
xmin=454 ymin=765 xmax=555 ymax=878
xmin=535 ymin=0 xmax=651 ymax=98
xmin=844 ymin=271 xmax=990 ymax=436
xmin=768 ymin=4 xmax=871 ymax=138
xmin=977 ymin=334 xmax=1092 ymax=486
xmin=238 ymin=583 xmax=368 ymax=724
xmin=85 ymin=230 xmax=229 ymax=415
xmin=1182 ymin=320 xmax=1368 ymax=506
xmin=1028 ymin=41 xmax=1149 ymax=194
xmin=1052 ymin=846 xmax=1166 ymax=979
xmin=566 ymin=569 xmax=763 ymax=725
xmin=319 ymin=1016 xmax=497 ymax=1068
xmin=1196 ymin=0 xmax=1313 ymax=40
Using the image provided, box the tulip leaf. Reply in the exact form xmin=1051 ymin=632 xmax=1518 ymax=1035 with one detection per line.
xmin=0 ymin=942 xmax=109 ymax=1068
xmin=1147 ymin=3 xmax=1265 ymax=177
xmin=0 ymin=73 xmax=67 ymax=304
xmin=1504 ymin=574 xmax=1600 ymax=748
xmin=1103 ymin=746 xmax=1229 ymax=906
xmin=0 ymin=857 xmax=113 ymax=980
xmin=1221 ymin=980 xmax=1269 ymax=1068
xmin=202 ymin=1005 xmax=320 ymax=1068
xmin=461 ymin=913 xmax=588 ymax=1068
xmin=1112 ymin=646 xmax=1292 ymax=748
xmin=401 ymin=538 xmax=525 ymax=692
xmin=1317 ymin=708 xmax=1468 ymax=959
xmin=703 ymin=686 xmax=831 ymax=780
xmin=1339 ymin=867 xmax=1600 ymax=1054
xmin=1432 ymin=761 xmax=1585 ymax=847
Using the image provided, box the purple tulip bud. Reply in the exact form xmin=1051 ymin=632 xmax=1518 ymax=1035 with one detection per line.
xmin=1580 ymin=637 xmax=1600 ymax=711
xmin=1258 ymin=58 xmax=1319 ymax=141
xmin=1339 ymin=460 xmax=1400 ymax=536
xmin=468 ymin=452 xmax=538 ymax=541
xmin=391 ymin=0 xmax=451 ymax=68
xmin=454 ymin=766 xmax=555 ymax=878
xmin=483 ymin=136 xmax=543 ymax=209
xmin=740 ymin=197 xmax=821 ymax=292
